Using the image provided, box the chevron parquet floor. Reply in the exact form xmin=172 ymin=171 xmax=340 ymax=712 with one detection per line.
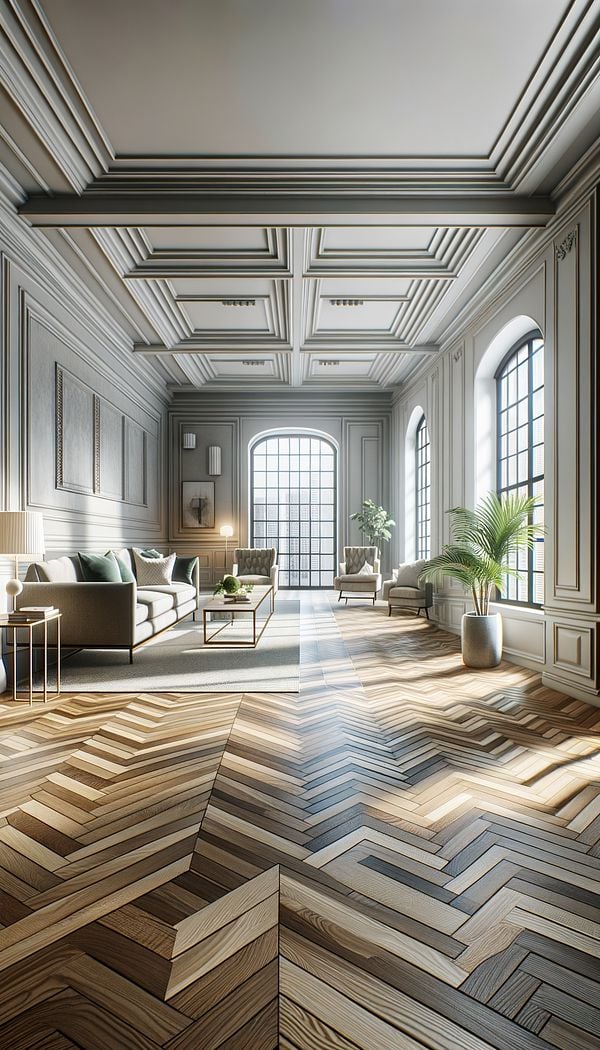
xmin=0 ymin=592 xmax=599 ymax=1048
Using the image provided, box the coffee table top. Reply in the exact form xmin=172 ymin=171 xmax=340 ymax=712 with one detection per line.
xmin=202 ymin=585 xmax=272 ymax=613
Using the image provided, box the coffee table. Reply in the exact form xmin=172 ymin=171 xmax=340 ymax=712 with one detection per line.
xmin=202 ymin=586 xmax=274 ymax=647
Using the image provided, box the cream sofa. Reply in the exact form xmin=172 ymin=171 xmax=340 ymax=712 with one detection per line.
xmin=19 ymin=549 xmax=199 ymax=661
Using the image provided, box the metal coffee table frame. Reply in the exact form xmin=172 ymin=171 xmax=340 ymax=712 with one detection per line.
xmin=203 ymin=586 xmax=274 ymax=647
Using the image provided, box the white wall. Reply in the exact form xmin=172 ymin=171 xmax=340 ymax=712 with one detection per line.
xmin=168 ymin=392 xmax=392 ymax=588
xmin=391 ymin=187 xmax=599 ymax=704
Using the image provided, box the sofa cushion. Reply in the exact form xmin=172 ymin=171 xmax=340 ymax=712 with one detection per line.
xmin=236 ymin=574 xmax=271 ymax=586
xmin=395 ymin=559 xmax=428 ymax=587
xmin=133 ymin=550 xmax=176 ymax=586
xmin=173 ymin=556 xmax=198 ymax=586
xmin=334 ymin=572 xmax=381 ymax=592
xmin=135 ymin=603 xmax=149 ymax=626
xmin=31 ymin=555 xmax=83 ymax=583
xmin=113 ymin=548 xmax=134 ymax=576
xmin=389 ymin=585 xmax=427 ymax=600
xmin=79 ymin=551 xmax=122 ymax=583
xmin=136 ymin=589 xmax=175 ymax=618
xmin=141 ymin=583 xmax=196 ymax=609
xmin=345 ymin=547 xmax=378 ymax=574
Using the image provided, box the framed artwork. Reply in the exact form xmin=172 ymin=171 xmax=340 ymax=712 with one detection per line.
xmin=182 ymin=480 xmax=215 ymax=528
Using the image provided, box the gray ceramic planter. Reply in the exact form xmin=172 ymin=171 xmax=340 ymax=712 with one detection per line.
xmin=461 ymin=612 xmax=502 ymax=668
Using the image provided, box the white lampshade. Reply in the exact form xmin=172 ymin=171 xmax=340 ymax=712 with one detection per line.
xmin=0 ymin=511 xmax=45 ymax=556
xmin=219 ymin=524 xmax=234 ymax=538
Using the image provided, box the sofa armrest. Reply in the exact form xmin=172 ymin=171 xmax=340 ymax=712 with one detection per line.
xmin=18 ymin=581 xmax=137 ymax=647
xmin=232 ymin=563 xmax=239 ymax=577
xmin=374 ymin=558 xmax=381 ymax=573
xmin=339 ymin=561 xmax=346 ymax=574
xmin=270 ymin=564 xmax=279 ymax=593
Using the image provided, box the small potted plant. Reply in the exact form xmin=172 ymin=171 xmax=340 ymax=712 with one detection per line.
xmin=350 ymin=499 xmax=396 ymax=549
xmin=419 ymin=492 xmax=543 ymax=668
xmin=213 ymin=575 xmax=241 ymax=598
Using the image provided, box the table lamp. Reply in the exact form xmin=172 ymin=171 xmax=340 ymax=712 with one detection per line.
xmin=0 ymin=511 xmax=45 ymax=611
xmin=219 ymin=524 xmax=234 ymax=567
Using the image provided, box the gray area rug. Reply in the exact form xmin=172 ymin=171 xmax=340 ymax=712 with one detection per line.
xmin=57 ymin=599 xmax=300 ymax=693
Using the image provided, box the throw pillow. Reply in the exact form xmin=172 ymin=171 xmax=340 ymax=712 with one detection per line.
xmin=396 ymin=559 xmax=427 ymax=587
xmin=173 ymin=555 xmax=198 ymax=586
xmin=355 ymin=561 xmax=374 ymax=576
xmin=133 ymin=550 xmax=176 ymax=586
xmin=140 ymin=548 xmax=161 ymax=558
xmin=78 ymin=551 xmax=122 ymax=583
xmin=105 ymin=550 xmax=135 ymax=583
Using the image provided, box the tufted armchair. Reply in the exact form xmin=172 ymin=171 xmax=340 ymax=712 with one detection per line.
xmin=334 ymin=546 xmax=382 ymax=605
xmin=232 ymin=547 xmax=278 ymax=594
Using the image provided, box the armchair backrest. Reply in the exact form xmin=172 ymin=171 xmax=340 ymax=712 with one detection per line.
xmin=344 ymin=546 xmax=379 ymax=573
xmin=234 ymin=547 xmax=277 ymax=576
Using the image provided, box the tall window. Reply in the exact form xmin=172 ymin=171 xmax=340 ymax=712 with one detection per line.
xmin=250 ymin=434 xmax=336 ymax=588
xmin=496 ymin=331 xmax=544 ymax=605
xmin=415 ymin=414 xmax=431 ymax=559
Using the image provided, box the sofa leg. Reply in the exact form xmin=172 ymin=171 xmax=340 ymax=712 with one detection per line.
xmin=129 ymin=649 xmax=133 ymax=664
xmin=425 ymin=607 xmax=430 ymax=620
xmin=388 ymin=604 xmax=392 ymax=616
xmin=372 ymin=596 xmax=376 ymax=606
xmin=345 ymin=597 xmax=348 ymax=606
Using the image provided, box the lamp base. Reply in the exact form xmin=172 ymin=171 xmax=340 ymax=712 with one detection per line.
xmin=6 ymin=578 xmax=23 ymax=614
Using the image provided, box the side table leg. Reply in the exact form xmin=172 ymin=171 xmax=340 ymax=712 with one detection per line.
xmin=12 ymin=629 xmax=17 ymax=702
xmin=29 ymin=629 xmax=33 ymax=707
xmin=57 ymin=617 xmax=61 ymax=695
xmin=43 ymin=620 xmax=48 ymax=702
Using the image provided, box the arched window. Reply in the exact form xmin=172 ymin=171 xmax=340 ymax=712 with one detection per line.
xmin=496 ymin=331 xmax=544 ymax=605
xmin=250 ymin=433 xmax=336 ymax=588
xmin=415 ymin=415 xmax=431 ymax=559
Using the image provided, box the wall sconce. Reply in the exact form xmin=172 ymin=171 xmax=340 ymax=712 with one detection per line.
xmin=208 ymin=445 xmax=222 ymax=475
xmin=182 ymin=432 xmax=196 ymax=450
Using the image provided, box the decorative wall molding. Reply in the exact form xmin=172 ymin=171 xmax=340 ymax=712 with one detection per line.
xmin=554 ymin=228 xmax=578 ymax=260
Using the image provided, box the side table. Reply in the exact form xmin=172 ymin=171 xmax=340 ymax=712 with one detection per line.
xmin=0 ymin=611 xmax=61 ymax=705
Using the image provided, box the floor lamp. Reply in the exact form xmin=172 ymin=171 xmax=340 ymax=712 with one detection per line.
xmin=220 ymin=524 xmax=234 ymax=571
xmin=0 ymin=511 xmax=45 ymax=612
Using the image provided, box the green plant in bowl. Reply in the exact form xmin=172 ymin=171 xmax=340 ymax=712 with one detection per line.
xmin=213 ymin=575 xmax=240 ymax=596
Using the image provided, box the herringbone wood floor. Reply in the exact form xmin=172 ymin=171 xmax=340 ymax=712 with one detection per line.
xmin=0 ymin=592 xmax=599 ymax=1048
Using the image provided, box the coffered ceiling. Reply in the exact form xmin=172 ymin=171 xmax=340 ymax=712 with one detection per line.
xmin=1 ymin=0 xmax=599 ymax=391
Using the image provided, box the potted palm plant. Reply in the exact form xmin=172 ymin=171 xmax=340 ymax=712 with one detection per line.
xmin=419 ymin=492 xmax=543 ymax=668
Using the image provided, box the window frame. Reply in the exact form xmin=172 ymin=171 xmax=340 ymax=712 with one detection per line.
xmin=415 ymin=414 xmax=431 ymax=560
xmin=249 ymin=432 xmax=337 ymax=590
xmin=495 ymin=329 xmax=544 ymax=608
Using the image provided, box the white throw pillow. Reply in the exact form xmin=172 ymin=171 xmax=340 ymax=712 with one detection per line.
xmin=133 ymin=550 xmax=176 ymax=586
xmin=355 ymin=561 xmax=374 ymax=576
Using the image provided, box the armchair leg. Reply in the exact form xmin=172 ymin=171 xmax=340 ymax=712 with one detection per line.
xmin=345 ymin=597 xmax=348 ymax=605
xmin=372 ymin=596 xmax=376 ymax=606
xmin=338 ymin=591 xmax=343 ymax=602
xmin=425 ymin=607 xmax=430 ymax=620
xmin=388 ymin=604 xmax=392 ymax=616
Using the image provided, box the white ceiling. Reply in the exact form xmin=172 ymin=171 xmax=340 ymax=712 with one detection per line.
xmin=1 ymin=0 xmax=599 ymax=391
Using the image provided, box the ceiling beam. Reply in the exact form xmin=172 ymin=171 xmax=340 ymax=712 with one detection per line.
xmin=19 ymin=193 xmax=555 ymax=227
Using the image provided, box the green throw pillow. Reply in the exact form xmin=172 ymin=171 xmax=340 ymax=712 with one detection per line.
xmin=105 ymin=551 xmax=135 ymax=583
xmin=173 ymin=556 xmax=198 ymax=586
xmin=78 ymin=551 xmax=121 ymax=583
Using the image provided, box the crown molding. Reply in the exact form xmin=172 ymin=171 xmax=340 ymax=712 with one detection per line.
xmin=1 ymin=0 xmax=112 ymax=191
xmin=0 ymin=175 xmax=168 ymax=405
